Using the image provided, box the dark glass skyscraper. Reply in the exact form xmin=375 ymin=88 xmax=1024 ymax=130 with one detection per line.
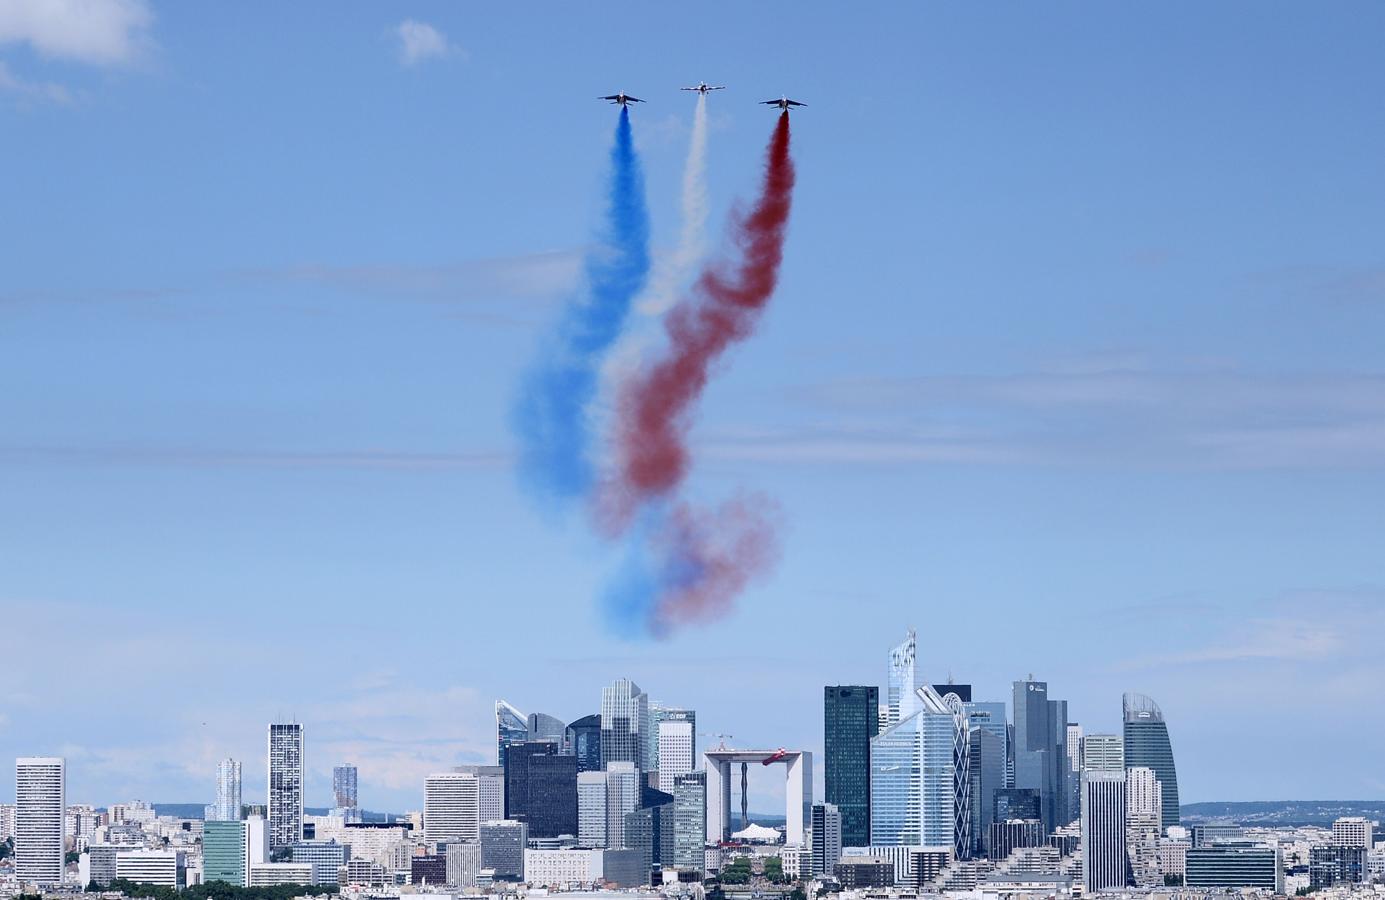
xmin=566 ymin=714 xmax=602 ymax=773
xmin=1123 ymin=692 xmax=1180 ymax=830
xmin=503 ymin=741 xmax=578 ymax=838
xmin=824 ymin=685 xmax=879 ymax=847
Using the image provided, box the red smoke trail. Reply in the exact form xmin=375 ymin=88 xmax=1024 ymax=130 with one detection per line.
xmin=606 ymin=112 xmax=795 ymax=527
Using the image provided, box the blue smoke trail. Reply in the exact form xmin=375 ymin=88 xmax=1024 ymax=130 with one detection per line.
xmin=514 ymin=107 xmax=651 ymax=501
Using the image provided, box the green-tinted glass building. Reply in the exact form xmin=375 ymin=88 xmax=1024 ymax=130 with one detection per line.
xmin=825 ymin=685 xmax=879 ymax=847
xmin=203 ymin=820 xmax=246 ymax=886
xmin=1123 ymin=692 xmax=1180 ymax=830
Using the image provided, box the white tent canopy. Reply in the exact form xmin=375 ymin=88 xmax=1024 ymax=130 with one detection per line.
xmin=730 ymin=823 xmax=781 ymax=843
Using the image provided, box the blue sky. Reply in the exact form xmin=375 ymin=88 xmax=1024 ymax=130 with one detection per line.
xmin=3 ymin=1 xmax=1384 ymax=812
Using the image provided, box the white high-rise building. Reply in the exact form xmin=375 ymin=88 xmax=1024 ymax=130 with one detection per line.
xmin=1081 ymin=770 xmax=1127 ymax=894
xmin=1333 ymin=817 xmax=1372 ymax=849
xmin=1082 ymin=734 xmax=1125 ymax=772
xmin=0 ymin=803 xmax=16 ymax=842
xmin=885 ymin=630 xmax=923 ymax=728
xmin=1126 ymin=766 xmax=1162 ymax=822
xmin=212 ymin=759 xmax=242 ymax=822
xmin=424 ymin=772 xmax=480 ymax=844
xmin=15 ymin=757 xmax=66 ymax=886
xmin=600 ymin=680 xmax=650 ymax=772
xmin=657 ymin=719 xmax=695 ymax=794
xmin=1126 ymin=767 xmax=1163 ymax=887
xmin=267 ymin=723 xmax=304 ymax=849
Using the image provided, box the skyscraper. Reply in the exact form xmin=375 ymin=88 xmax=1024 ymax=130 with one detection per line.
xmin=886 ymin=630 xmax=923 ymax=728
xmin=1080 ymin=771 xmax=1127 ymax=894
xmin=652 ymin=707 xmax=696 ymax=790
xmin=566 ymin=715 xmax=602 ymax=774
xmin=824 ymin=685 xmax=879 ymax=848
xmin=604 ymin=762 xmax=640 ymax=848
xmin=600 ymin=679 xmax=650 ymax=772
xmin=504 ymin=741 xmax=578 ymax=838
xmin=496 ymin=701 xmax=529 ymax=767
xmin=267 ymin=723 xmax=305 ymax=850
xmin=527 ymin=713 xmax=567 ymax=746
xmin=1011 ymin=679 xmax=1071 ymax=832
xmin=577 ymin=771 xmax=608 ymax=847
xmin=453 ymin=764 xmax=505 ymax=823
xmin=672 ymin=771 xmax=706 ymax=873
xmin=869 ymin=685 xmax=954 ymax=849
xmin=811 ymin=803 xmax=842 ymax=878
xmin=965 ymin=701 xmax=1007 ymax=856
xmin=212 ymin=759 xmax=242 ymax=822
xmin=1123 ymin=692 xmax=1180 ymax=830
xmin=1126 ymin=766 xmax=1163 ymax=887
xmin=332 ymin=765 xmax=358 ymax=810
xmin=15 ymin=757 xmax=65 ymax=886
xmin=425 ymin=772 xmax=480 ymax=844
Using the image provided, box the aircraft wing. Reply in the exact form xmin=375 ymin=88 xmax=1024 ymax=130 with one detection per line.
xmin=709 ymin=86 xmax=725 ymax=90
xmin=760 ymin=100 xmax=781 ymax=105
xmin=599 ymin=95 xmax=620 ymax=100
xmin=786 ymin=100 xmax=806 ymax=107
xmin=626 ymin=96 xmax=644 ymax=102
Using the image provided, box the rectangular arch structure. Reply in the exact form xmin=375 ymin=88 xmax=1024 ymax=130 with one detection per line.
xmin=704 ymin=750 xmax=813 ymax=846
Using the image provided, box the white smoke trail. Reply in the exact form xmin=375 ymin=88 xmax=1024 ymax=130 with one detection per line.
xmin=638 ymin=92 xmax=708 ymax=315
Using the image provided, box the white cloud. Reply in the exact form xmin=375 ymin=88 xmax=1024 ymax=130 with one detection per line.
xmin=0 ymin=0 xmax=153 ymax=65
xmin=393 ymin=19 xmax=451 ymax=67
xmin=0 ymin=58 xmax=70 ymax=103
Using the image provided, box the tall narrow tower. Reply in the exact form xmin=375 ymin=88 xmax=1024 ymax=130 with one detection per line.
xmin=267 ymin=723 xmax=304 ymax=849
xmin=15 ymin=757 xmax=65 ymax=886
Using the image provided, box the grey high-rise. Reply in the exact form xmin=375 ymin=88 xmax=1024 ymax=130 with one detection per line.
xmin=1011 ymin=679 xmax=1071 ymax=831
xmin=1123 ymin=692 xmax=1180 ymax=830
xmin=267 ymin=723 xmax=304 ymax=850
xmin=824 ymin=685 xmax=878 ymax=847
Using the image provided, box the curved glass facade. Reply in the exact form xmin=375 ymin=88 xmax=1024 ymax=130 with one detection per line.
xmin=1123 ymin=692 xmax=1180 ymax=829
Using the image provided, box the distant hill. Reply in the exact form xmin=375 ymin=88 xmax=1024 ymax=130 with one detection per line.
xmin=152 ymin=804 xmax=400 ymax=822
xmin=1182 ymin=801 xmax=1385 ymax=826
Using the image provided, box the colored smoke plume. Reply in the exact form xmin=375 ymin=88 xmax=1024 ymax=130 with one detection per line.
xmin=605 ymin=112 xmax=795 ymax=525
xmin=639 ymin=91 xmax=710 ymax=316
xmin=513 ymin=106 xmax=650 ymax=501
xmin=603 ymin=493 xmax=781 ymax=638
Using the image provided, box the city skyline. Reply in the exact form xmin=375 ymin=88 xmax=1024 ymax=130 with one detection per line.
xmin=4 ymin=1 xmax=1385 ymax=814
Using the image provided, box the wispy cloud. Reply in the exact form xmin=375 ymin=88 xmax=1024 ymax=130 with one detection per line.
xmin=711 ymin=366 xmax=1385 ymax=471
xmin=0 ymin=0 xmax=153 ymax=65
xmin=0 ymin=58 xmax=71 ymax=104
xmin=392 ymin=19 xmax=453 ymax=67
xmin=1120 ymin=588 xmax=1385 ymax=670
xmin=0 ymin=444 xmax=508 ymax=470
xmin=259 ymin=251 xmax=581 ymax=305
xmin=0 ymin=250 xmax=583 ymax=321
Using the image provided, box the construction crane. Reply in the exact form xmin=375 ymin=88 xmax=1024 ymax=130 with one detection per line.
xmin=700 ymin=732 xmax=733 ymax=750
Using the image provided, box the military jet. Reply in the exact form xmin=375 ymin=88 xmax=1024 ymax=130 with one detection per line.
xmin=681 ymin=82 xmax=725 ymax=94
xmin=760 ymin=96 xmax=806 ymax=110
xmin=599 ymin=91 xmax=644 ymax=107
